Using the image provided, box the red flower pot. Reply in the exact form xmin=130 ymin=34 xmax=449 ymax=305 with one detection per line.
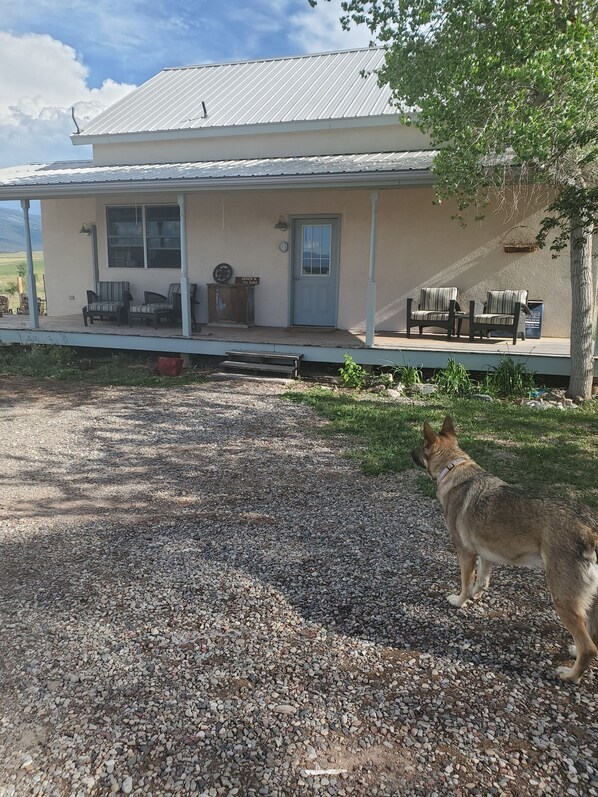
xmin=157 ymin=356 xmax=184 ymax=377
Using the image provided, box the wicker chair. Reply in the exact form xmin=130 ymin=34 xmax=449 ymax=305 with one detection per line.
xmin=82 ymin=281 xmax=131 ymax=326
xmin=468 ymin=290 xmax=530 ymax=344
xmin=128 ymin=283 xmax=198 ymax=329
xmin=406 ymin=287 xmax=459 ymax=339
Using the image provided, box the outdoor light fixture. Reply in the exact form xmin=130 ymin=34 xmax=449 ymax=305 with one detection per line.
xmin=274 ymin=216 xmax=288 ymax=231
xmin=79 ymin=224 xmax=92 ymax=235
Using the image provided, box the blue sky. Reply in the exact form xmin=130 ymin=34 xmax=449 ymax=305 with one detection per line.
xmin=0 ymin=0 xmax=371 ymax=173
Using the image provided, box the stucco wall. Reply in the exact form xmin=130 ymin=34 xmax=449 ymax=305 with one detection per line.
xmin=90 ymin=123 xmax=431 ymax=166
xmin=42 ymin=187 xmax=570 ymax=336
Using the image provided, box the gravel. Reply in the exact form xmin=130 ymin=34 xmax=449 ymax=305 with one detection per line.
xmin=0 ymin=376 xmax=596 ymax=797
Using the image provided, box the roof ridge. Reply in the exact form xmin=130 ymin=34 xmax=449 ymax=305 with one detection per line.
xmin=162 ymin=46 xmax=383 ymax=72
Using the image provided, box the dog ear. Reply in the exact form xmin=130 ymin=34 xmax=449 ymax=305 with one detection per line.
xmin=423 ymin=421 xmax=437 ymax=446
xmin=440 ymin=415 xmax=456 ymax=439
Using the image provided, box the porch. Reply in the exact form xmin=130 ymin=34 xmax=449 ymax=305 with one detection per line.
xmin=0 ymin=313 xmax=592 ymax=377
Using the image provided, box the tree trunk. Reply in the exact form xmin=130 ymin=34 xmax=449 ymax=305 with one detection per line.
xmin=567 ymin=225 xmax=595 ymax=401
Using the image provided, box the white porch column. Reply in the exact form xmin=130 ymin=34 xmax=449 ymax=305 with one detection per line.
xmin=21 ymin=199 xmax=39 ymax=329
xmin=365 ymin=190 xmax=379 ymax=347
xmin=177 ymin=193 xmax=191 ymax=338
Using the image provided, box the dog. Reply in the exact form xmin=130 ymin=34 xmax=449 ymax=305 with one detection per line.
xmin=411 ymin=415 xmax=598 ymax=684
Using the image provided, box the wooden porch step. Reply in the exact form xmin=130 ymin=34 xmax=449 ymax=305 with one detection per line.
xmin=222 ymin=350 xmax=303 ymax=378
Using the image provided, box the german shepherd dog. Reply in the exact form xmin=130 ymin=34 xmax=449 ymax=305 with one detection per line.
xmin=412 ymin=416 xmax=598 ymax=684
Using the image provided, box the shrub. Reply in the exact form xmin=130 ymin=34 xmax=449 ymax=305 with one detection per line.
xmin=434 ymin=357 xmax=475 ymax=396
xmin=339 ymin=354 xmax=367 ymax=389
xmin=392 ymin=364 xmax=422 ymax=388
xmin=482 ymin=356 xmax=536 ymax=398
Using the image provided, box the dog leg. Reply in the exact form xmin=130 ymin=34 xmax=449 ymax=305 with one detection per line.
xmin=447 ymin=551 xmax=476 ymax=608
xmin=472 ymin=558 xmax=493 ymax=600
xmin=552 ymin=601 xmax=597 ymax=684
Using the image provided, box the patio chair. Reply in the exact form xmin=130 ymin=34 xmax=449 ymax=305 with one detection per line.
xmin=0 ymin=295 xmax=12 ymax=315
xmin=406 ymin=287 xmax=459 ymax=339
xmin=468 ymin=289 xmax=530 ymax=344
xmin=16 ymin=293 xmax=44 ymax=315
xmin=128 ymin=283 xmax=198 ymax=329
xmin=82 ymin=281 xmax=131 ymax=326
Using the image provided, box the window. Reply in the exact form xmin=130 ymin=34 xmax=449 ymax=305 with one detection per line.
xmin=107 ymin=205 xmax=181 ymax=269
xmin=301 ymin=224 xmax=331 ymax=276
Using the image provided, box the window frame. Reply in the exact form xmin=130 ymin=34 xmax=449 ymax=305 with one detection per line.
xmin=106 ymin=204 xmax=181 ymax=270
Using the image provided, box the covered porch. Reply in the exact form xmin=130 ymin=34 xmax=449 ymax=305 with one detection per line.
xmin=0 ymin=312 xmax=591 ymax=377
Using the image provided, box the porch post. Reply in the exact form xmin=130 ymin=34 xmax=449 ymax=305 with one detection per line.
xmin=177 ymin=193 xmax=191 ymax=338
xmin=365 ymin=190 xmax=379 ymax=347
xmin=20 ymin=199 xmax=39 ymax=329
xmin=91 ymin=224 xmax=99 ymax=287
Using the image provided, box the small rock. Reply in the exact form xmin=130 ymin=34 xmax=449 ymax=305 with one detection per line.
xmin=121 ymin=777 xmax=133 ymax=794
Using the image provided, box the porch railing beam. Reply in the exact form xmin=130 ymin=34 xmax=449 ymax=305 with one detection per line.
xmin=178 ymin=193 xmax=191 ymax=338
xmin=365 ymin=190 xmax=379 ymax=347
xmin=20 ymin=199 xmax=39 ymax=329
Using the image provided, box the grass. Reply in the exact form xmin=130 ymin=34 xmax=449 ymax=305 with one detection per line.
xmin=0 ymin=345 xmax=208 ymax=387
xmin=284 ymin=388 xmax=598 ymax=509
xmin=0 ymin=251 xmax=45 ymax=312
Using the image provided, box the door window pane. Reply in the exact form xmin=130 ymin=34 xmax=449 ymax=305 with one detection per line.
xmin=146 ymin=206 xmax=181 ymax=269
xmin=301 ymin=224 xmax=331 ymax=276
xmin=107 ymin=207 xmax=144 ymax=268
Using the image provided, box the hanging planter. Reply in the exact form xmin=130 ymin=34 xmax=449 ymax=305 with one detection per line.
xmin=157 ymin=356 xmax=184 ymax=377
xmin=501 ymin=224 xmax=539 ymax=253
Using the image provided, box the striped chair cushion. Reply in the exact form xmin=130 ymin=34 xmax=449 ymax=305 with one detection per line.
xmin=87 ymin=301 xmax=125 ymax=313
xmin=96 ymin=281 xmax=130 ymax=302
xmin=486 ymin=290 xmax=527 ymax=315
xmin=473 ymin=314 xmax=515 ymax=325
xmin=411 ymin=310 xmax=451 ymax=322
xmin=129 ymin=303 xmax=172 ymax=314
xmin=419 ymin=287 xmax=457 ymax=311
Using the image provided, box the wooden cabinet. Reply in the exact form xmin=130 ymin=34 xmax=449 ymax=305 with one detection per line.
xmin=207 ymin=283 xmax=255 ymax=327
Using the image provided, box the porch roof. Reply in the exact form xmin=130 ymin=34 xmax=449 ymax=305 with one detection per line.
xmin=0 ymin=151 xmax=436 ymax=200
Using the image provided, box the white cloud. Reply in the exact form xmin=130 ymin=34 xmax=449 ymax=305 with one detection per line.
xmin=0 ymin=32 xmax=135 ymax=168
xmin=288 ymin=0 xmax=374 ymax=53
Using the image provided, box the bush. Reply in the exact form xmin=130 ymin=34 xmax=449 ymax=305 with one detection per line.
xmin=434 ymin=357 xmax=475 ymax=396
xmin=392 ymin=364 xmax=423 ymax=389
xmin=339 ymin=354 xmax=367 ymax=389
xmin=0 ymin=345 xmax=80 ymax=379
xmin=482 ymin=356 xmax=536 ymax=398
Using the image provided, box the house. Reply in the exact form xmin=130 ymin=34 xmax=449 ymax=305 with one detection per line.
xmin=0 ymin=47 xmax=591 ymax=376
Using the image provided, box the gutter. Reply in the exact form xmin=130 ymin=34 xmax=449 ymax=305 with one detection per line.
xmin=0 ymin=169 xmax=435 ymax=201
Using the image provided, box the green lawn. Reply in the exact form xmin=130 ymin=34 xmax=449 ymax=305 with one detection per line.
xmin=285 ymin=388 xmax=598 ymax=509
xmin=0 ymin=251 xmax=44 ymax=312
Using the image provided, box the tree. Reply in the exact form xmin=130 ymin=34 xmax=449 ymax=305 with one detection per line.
xmin=311 ymin=0 xmax=598 ymax=399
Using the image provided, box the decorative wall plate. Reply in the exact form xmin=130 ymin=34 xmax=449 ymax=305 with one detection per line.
xmin=213 ymin=262 xmax=233 ymax=283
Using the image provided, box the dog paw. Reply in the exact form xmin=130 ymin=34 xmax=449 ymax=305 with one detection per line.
xmin=471 ymin=586 xmax=485 ymax=600
xmin=556 ymin=666 xmax=581 ymax=684
xmin=568 ymin=644 xmax=577 ymax=657
xmin=447 ymin=593 xmax=467 ymax=608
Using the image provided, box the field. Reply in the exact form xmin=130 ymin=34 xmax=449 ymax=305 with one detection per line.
xmin=0 ymin=251 xmax=45 ymax=312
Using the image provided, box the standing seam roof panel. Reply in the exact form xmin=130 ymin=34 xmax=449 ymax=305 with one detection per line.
xmin=80 ymin=48 xmax=393 ymax=136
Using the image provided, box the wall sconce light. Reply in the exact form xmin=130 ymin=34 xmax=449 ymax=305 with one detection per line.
xmin=79 ymin=223 xmax=92 ymax=235
xmin=274 ymin=216 xmax=288 ymax=231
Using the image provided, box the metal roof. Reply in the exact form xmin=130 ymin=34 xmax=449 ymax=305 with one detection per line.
xmin=77 ymin=48 xmax=393 ymax=139
xmin=0 ymin=152 xmax=435 ymax=198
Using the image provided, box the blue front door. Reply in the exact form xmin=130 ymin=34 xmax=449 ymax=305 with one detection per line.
xmin=291 ymin=217 xmax=339 ymax=327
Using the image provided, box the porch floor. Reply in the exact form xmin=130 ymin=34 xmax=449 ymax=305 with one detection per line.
xmin=0 ymin=313 xmax=592 ymax=377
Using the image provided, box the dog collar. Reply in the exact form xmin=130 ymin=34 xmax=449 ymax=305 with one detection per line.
xmin=436 ymin=457 xmax=467 ymax=485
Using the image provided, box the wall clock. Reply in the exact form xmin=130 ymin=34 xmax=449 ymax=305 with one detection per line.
xmin=279 ymin=241 xmax=289 ymax=252
xmin=213 ymin=262 xmax=233 ymax=283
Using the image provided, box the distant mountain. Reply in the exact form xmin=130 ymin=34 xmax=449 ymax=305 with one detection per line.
xmin=0 ymin=207 xmax=43 ymax=252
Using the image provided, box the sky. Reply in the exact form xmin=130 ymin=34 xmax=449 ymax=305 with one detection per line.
xmin=0 ymin=0 xmax=372 ymax=176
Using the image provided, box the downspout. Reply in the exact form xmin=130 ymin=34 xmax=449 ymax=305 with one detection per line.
xmin=20 ymin=199 xmax=39 ymax=329
xmin=91 ymin=223 xmax=99 ymax=287
xmin=177 ymin=193 xmax=191 ymax=338
xmin=365 ymin=190 xmax=379 ymax=347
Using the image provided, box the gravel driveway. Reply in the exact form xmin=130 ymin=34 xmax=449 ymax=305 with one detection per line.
xmin=1 ymin=376 xmax=596 ymax=797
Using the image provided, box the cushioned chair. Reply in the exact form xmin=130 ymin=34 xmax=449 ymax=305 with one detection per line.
xmin=406 ymin=287 xmax=459 ymax=339
xmin=128 ymin=283 xmax=198 ymax=329
xmin=468 ymin=289 xmax=530 ymax=344
xmin=82 ymin=281 xmax=131 ymax=326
